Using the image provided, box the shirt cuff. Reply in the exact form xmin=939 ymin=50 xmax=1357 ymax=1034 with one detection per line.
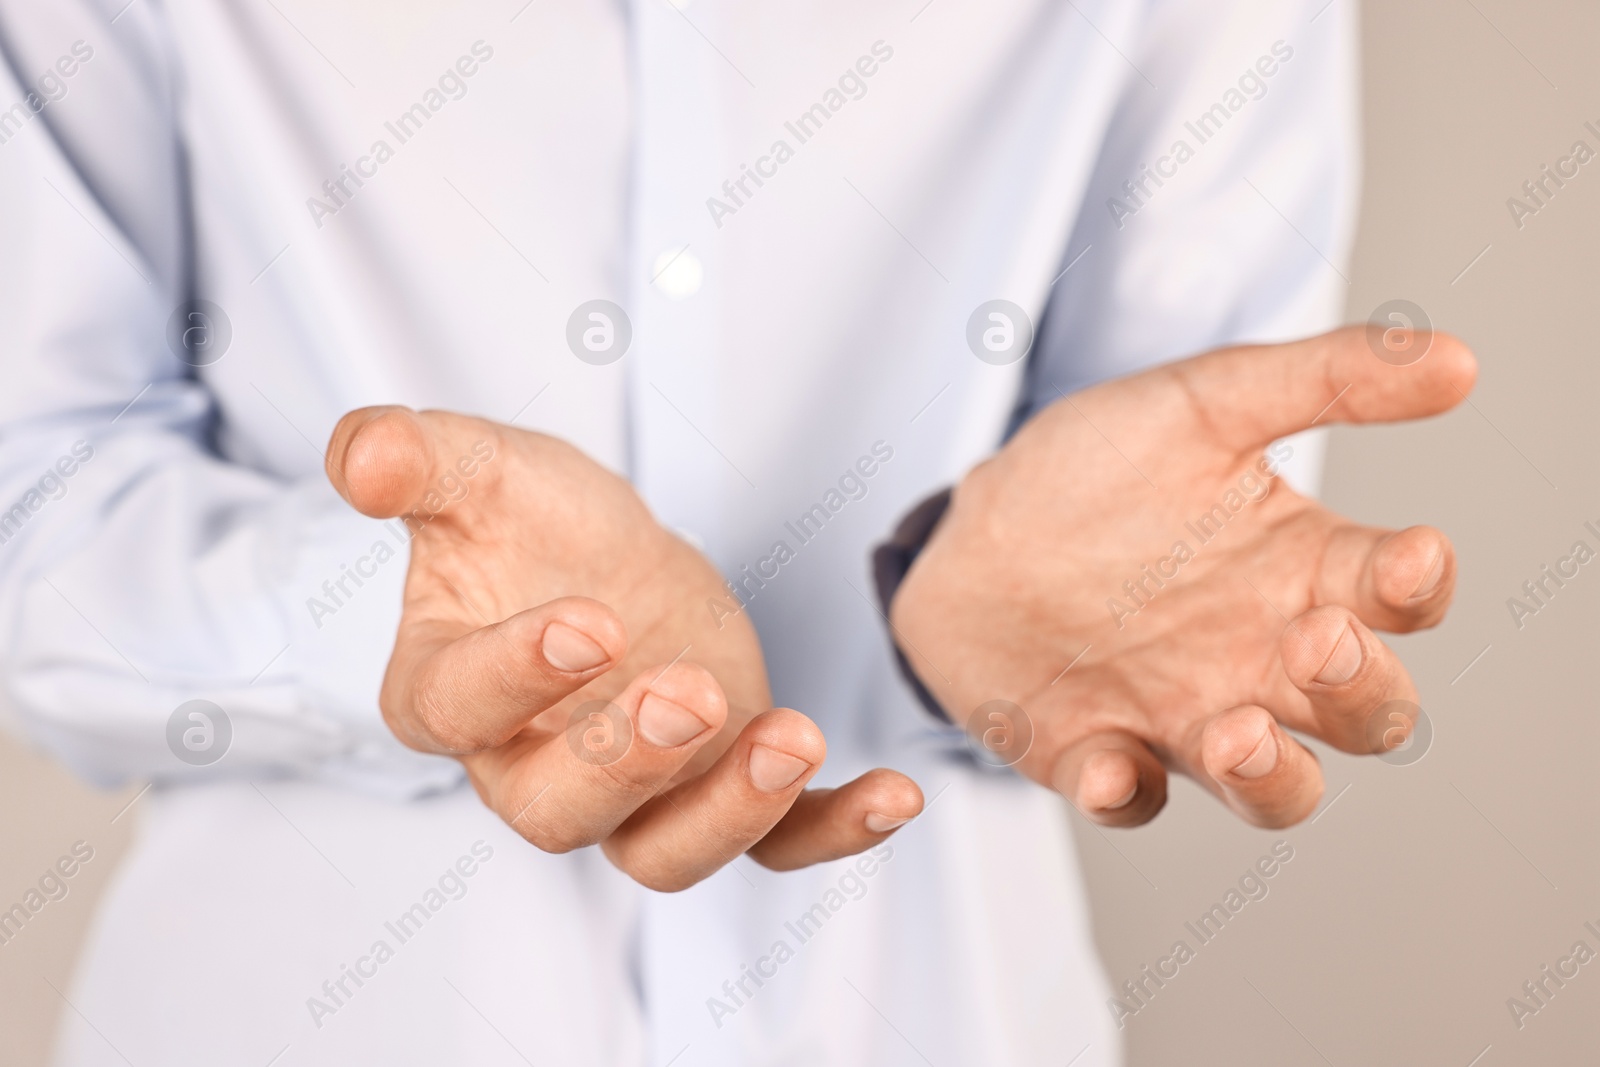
xmin=871 ymin=487 xmax=953 ymax=723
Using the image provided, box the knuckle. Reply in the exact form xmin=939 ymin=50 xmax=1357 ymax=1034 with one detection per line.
xmin=483 ymin=643 xmax=543 ymax=710
xmin=605 ymin=829 xmax=714 ymax=893
xmin=589 ymin=746 xmax=651 ymax=795
xmin=379 ymin=685 xmax=457 ymax=755
xmin=411 ymin=679 xmax=485 ymax=754
xmin=379 ymin=703 xmax=428 ymax=752
xmin=412 ymin=698 xmax=463 ymax=750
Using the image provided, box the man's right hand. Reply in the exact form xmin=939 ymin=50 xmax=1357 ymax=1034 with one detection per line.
xmin=325 ymin=407 xmax=922 ymax=891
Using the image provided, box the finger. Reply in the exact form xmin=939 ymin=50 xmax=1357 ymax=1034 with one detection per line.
xmin=1048 ymin=730 xmax=1168 ymax=828
xmin=1199 ymin=706 xmax=1324 ymax=828
xmin=600 ymin=709 xmax=827 ymax=892
xmin=1278 ymin=605 xmax=1419 ymax=754
xmin=1171 ymin=324 xmax=1478 ymax=452
xmin=384 ymin=596 xmax=626 ymax=754
xmin=1315 ymin=522 xmax=1457 ymax=632
xmin=746 ymin=768 xmax=925 ymax=872
xmin=325 ymin=406 xmax=424 ymax=514
xmin=325 ymin=405 xmax=501 ymax=521
xmin=466 ymin=661 xmax=728 ymax=855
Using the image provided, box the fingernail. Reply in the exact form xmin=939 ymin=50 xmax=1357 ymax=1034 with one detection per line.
xmin=1314 ymin=625 xmax=1362 ymax=685
xmin=542 ymin=622 xmax=609 ymax=673
xmin=1409 ymin=548 xmax=1445 ymax=600
xmin=748 ymin=745 xmax=810 ymax=793
xmin=864 ymin=812 xmax=910 ymax=833
xmin=1231 ymin=727 xmax=1279 ymax=780
xmin=1101 ymin=781 xmax=1139 ymax=810
xmin=637 ymin=693 xmax=710 ymax=749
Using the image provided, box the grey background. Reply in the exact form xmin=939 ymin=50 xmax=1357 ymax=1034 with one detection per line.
xmin=2 ymin=1 xmax=1596 ymax=1063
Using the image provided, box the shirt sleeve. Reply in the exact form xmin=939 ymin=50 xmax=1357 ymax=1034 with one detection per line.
xmin=877 ymin=0 xmax=1360 ymax=716
xmin=1014 ymin=0 xmax=1359 ymax=494
xmin=0 ymin=2 xmax=458 ymax=798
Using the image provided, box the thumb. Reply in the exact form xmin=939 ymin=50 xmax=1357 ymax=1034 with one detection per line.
xmin=1168 ymin=324 xmax=1478 ymax=454
xmin=325 ymin=406 xmax=502 ymax=520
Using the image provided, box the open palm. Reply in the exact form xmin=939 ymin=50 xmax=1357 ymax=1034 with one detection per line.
xmin=894 ymin=326 xmax=1475 ymax=827
xmin=326 ymin=407 xmax=922 ymax=889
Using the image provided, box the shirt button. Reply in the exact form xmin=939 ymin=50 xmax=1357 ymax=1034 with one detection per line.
xmin=651 ymin=246 xmax=703 ymax=300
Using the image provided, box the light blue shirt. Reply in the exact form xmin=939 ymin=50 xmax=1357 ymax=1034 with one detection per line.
xmin=0 ymin=1 xmax=1355 ymax=1064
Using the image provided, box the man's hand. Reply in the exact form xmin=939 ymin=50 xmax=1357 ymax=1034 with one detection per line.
xmin=891 ymin=326 xmax=1476 ymax=828
xmin=325 ymin=408 xmax=922 ymax=890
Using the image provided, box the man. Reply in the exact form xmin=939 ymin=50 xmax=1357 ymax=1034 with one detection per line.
xmin=0 ymin=1 xmax=1465 ymax=1064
